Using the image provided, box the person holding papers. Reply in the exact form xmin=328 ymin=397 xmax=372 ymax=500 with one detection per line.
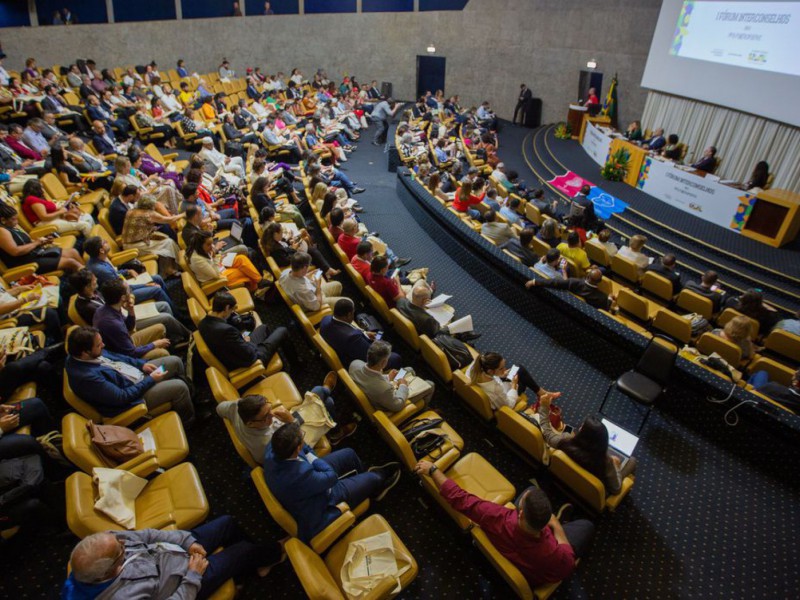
xmin=66 ymin=326 xmax=195 ymax=423
xmin=467 ymin=352 xmax=560 ymax=411
xmin=188 ymin=230 xmax=269 ymax=293
xmin=320 ymin=299 xmax=402 ymax=371
xmin=349 ymin=340 xmax=434 ymax=413
xmin=93 ymin=279 xmax=171 ymax=360
xmin=537 ymin=394 xmax=636 ymax=495
xmin=0 ymin=280 xmax=62 ymax=343
xmin=395 ymin=281 xmax=480 ymax=342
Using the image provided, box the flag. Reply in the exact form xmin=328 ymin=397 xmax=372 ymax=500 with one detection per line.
xmin=548 ymin=172 xmax=594 ymax=198
xmin=586 ymin=186 xmax=628 ymax=220
xmin=602 ymin=74 xmax=618 ymax=129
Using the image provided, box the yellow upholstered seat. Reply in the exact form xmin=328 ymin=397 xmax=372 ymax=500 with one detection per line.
xmin=181 ymin=270 xmax=255 ymax=314
xmin=63 ymin=372 xmax=169 ymax=426
xmin=62 ymin=411 xmax=188 ymax=474
xmin=549 ymin=449 xmax=633 ymax=512
xmin=764 ymin=329 xmax=800 ymax=366
xmin=453 ymin=369 xmax=526 ymax=421
xmin=251 ymin=467 xmax=369 ymax=554
xmin=640 ymin=271 xmax=675 ymax=304
xmin=584 ymin=239 xmax=610 ymax=268
xmin=286 ymin=514 xmax=419 ymax=600
xmin=746 ymin=356 xmax=795 ymax=387
xmin=616 ymin=288 xmax=657 ymax=324
xmin=313 ymin=332 xmax=344 ymax=372
xmin=696 ymin=332 xmax=743 ymax=368
xmin=676 ymin=289 xmax=715 ymax=320
xmin=373 ymin=410 xmax=463 ymax=472
xmin=390 ymin=308 xmax=421 ymax=352
xmin=66 ymin=462 xmax=209 ymax=538
xmin=610 ymin=254 xmax=641 ymax=285
xmin=651 ymin=308 xmax=693 ymax=344
xmin=338 ymin=367 xmax=424 ymax=425
xmin=495 ymin=406 xmax=549 ymax=466
xmin=193 ymin=330 xmax=281 ymax=389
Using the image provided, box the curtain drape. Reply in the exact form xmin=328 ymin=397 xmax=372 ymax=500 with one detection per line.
xmin=641 ymin=91 xmax=800 ymax=193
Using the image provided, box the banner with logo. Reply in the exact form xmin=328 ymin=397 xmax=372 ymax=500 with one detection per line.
xmin=636 ymin=157 xmax=753 ymax=230
xmin=548 ymin=172 xmax=628 ymax=220
xmin=581 ymin=121 xmax=613 ymax=166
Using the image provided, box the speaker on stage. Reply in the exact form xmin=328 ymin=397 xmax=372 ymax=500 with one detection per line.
xmin=578 ymin=70 xmax=603 ymax=104
xmin=524 ymin=98 xmax=542 ymax=128
xmin=381 ymin=81 xmax=393 ymax=98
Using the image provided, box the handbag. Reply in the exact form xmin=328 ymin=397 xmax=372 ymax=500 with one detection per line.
xmin=433 ymin=333 xmax=471 ymax=370
xmin=227 ymin=311 xmax=256 ymax=332
xmin=294 ymin=391 xmax=336 ymax=446
xmin=355 ymin=313 xmax=382 ymax=332
xmin=86 ymin=421 xmax=144 ymax=467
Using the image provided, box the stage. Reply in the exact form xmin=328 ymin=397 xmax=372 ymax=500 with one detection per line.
xmin=497 ymin=123 xmax=800 ymax=315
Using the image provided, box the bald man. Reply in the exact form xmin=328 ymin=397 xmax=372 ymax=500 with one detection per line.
xmin=62 ymin=516 xmax=282 ymax=600
xmin=526 ymin=267 xmax=616 ymax=311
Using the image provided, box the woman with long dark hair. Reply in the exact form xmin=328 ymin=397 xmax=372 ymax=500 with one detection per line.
xmin=731 ymin=289 xmax=782 ymax=334
xmin=467 ymin=352 xmax=560 ymax=410
xmin=259 ymin=221 xmax=338 ymax=278
xmin=538 ymin=395 xmax=636 ymax=495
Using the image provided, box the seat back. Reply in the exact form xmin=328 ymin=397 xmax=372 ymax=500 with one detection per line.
xmin=640 ymin=271 xmax=674 ymax=303
xmin=206 ymin=366 xmax=241 ymax=403
xmin=549 ymin=449 xmax=606 ymax=512
xmin=696 ymin=332 xmax=742 ymax=367
xmin=747 ymin=356 xmax=794 ymax=387
xmin=363 ymin=285 xmax=392 ymax=324
xmin=764 ymin=329 xmax=800 ymax=365
xmin=181 ymin=272 xmax=211 ymax=310
xmin=530 ymin=236 xmax=551 ymax=258
xmin=284 ymin=538 xmax=345 ymax=600
xmin=470 ymin=527 xmax=534 ymax=600
xmin=651 ymin=309 xmax=692 ymax=344
xmin=40 ymin=172 xmax=69 ymax=201
xmin=67 ymin=295 xmax=89 ymax=327
xmin=419 ymin=334 xmax=453 ymax=384
xmin=63 ymin=373 xmax=105 ymax=422
xmin=390 ymin=308 xmax=420 ymax=352
xmin=611 ymin=254 xmax=641 ymax=284
xmin=250 ymin=467 xmax=300 ymax=537
xmin=373 ymin=411 xmax=418 ymax=471
xmin=312 ymin=333 xmax=344 ymax=372
xmin=716 ymin=308 xmax=759 ymax=339
xmin=343 ymin=263 xmax=368 ymax=295
xmin=187 ymin=297 xmax=207 ymax=328
xmin=453 ymin=369 xmax=494 ymax=421
xmin=676 ymin=289 xmax=714 ymax=320
xmin=144 ymin=143 xmax=167 ymax=165
xmin=61 ymin=412 xmax=109 ymax=473
xmin=636 ymin=335 xmax=678 ymax=385
xmin=193 ymin=330 xmax=231 ymax=378
xmin=97 ymin=208 xmax=119 ymax=241
xmin=616 ymin=288 xmax=651 ymax=323
xmin=584 ymin=239 xmax=610 ymax=268
xmin=495 ymin=406 xmax=547 ymax=466
xmin=338 ymin=367 xmax=377 ymax=420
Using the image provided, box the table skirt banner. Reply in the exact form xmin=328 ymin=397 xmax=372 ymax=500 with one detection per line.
xmin=636 ymin=156 xmax=754 ymax=231
xmin=581 ymin=121 xmax=613 ymax=166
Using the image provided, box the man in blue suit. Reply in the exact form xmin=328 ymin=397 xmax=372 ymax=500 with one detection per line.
xmin=642 ymin=128 xmax=665 ymax=152
xmin=86 ymin=95 xmax=130 ymax=139
xmin=319 ymin=298 xmax=402 ymax=370
xmin=263 ymin=422 xmax=400 ymax=542
xmin=90 ymin=119 xmax=120 ymax=155
xmin=65 ymin=326 xmax=194 ymax=422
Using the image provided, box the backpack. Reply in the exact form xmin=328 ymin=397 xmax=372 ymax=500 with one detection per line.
xmin=433 ymin=333 xmax=472 ymax=370
xmin=683 ymin=313 xmax=710 ymax=337
xmin=355 ymin=312 xmax=382 ymax=332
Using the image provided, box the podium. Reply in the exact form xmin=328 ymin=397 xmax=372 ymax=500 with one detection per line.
xmin=567 ymin=105 xmax=587 ymax=139
xmin=740 ymin=189 xmax=800 ymax=247
xmin=579 ymin=114 xmax=611 ymax=144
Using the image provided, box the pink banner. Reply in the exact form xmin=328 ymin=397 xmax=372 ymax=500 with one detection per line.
xmin=548 ymin=172 xmax=595 ymax=198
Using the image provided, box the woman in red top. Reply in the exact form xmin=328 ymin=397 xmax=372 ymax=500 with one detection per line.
xmin=21 ymin=179 xmax=94 ymax=237
xmin=452 ymin=179 xmax=484 ymax=220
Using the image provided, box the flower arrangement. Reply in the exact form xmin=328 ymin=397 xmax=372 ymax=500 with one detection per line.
xmin=601 ymin=147 xmax=630 ymax=181
xmin=554 ymin=122 xmax=572 ymax=139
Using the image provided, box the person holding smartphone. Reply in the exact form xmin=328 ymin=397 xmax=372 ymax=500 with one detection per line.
xmin=467 ymin=352 xmax=560 ymax=411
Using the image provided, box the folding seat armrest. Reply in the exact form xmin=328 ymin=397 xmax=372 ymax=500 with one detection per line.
xmin=201 ymin=278 xmax=229 ymax=295
xmin=124 ymin=454 xmax=160 ymax=478
xmin=2 ymin=265 xmax=37 ymax=282
xmin=161 ymin=153 xmax=179 ymax=162
xmin=229 ymin=361 xmax=266 ymax=388
xmin=309 ymin=507 xmax=356 ymax=554
xmin=109 ymin=249 xmax=140 ymax=266
xmin=106 ymin=404 xmax=148 ymax=427
xmin=30 ymin=225 xmax=58 ymax=239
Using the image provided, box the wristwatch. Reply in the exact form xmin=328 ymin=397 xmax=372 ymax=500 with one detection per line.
xmin=428 ymin=464 xmax=439 ymax=476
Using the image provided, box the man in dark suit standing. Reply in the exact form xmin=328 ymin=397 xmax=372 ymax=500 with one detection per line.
xmin=513 ymin=84 xmax=532 ymax=125
xmin=319 ymin=299 xmax=402 ymax=370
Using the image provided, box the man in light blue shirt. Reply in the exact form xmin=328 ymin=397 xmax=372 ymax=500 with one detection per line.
xmin=534 ymin=248 xmax=568 ymax=280
xmin=22 ymin=119 xmax=51 ymax=157
xmin=371 ymin=99 xmax=399 ymax=145
xmin=500 ymin=196 xmax=523 ymax=226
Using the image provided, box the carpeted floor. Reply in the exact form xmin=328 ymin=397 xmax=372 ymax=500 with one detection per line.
xmin=2 ymin=122 xmax=799 ymax=599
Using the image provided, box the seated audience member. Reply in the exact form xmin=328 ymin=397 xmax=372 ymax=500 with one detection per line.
xmin=187 ymin=230 xmax=268 ymax=293
xmin=320 ymin=298 xmax=402 ymax=370
xmin=349 ymin=340 xmax=434 ymax=412
xmin=618 ymin=234 xmax=649 ymax=272
xmin=499 ymin=196 xmax=523 ymax=226
xmin=729 ymin=289 xmax=782 ymax=334
xmin=21 ymin=178 xmax=94 ymax=237
xmin=538 ymin=394 xmax=636 ymax=494
xmin=278 ymin=252 xmax=346 ymax=312
xmin=467 ymin=351 xmax=559 ymax=410
xmin=685 ymin=270 xmax=725 ymax=312
xmin=182 ymin=205 xmax=248 ymax=256
xmin=0 ymin=383 xmax=54 ymax=459
xmin=452 ymin=180 xmax=483 ymax=220
xmin=93 ymin=279 xmax=171 ymax=360
xmin=65 ymin=326 xmax=194 ymax=422
xmin=108 ymin=185 xmax=139 ymax=236
xmin=394 ymin=280 xmax=479 ymax=342
xmin=528 ymin=189 xmax=558 ymax=219
xmin=120 ymin=195 xmax=182 ymax=277
xmin=261 ymin=222 xmax=338 ymax=278
xmin=537 ymin=217 xmax=561 ymax=248
xmin=369 ymin=254 xmax=405 ymax=309
xmin=350 ymin=240 xmax=374 ymax=282
xmin=501 ymin=227 xmax=538 ymax=267
xmin=711 ymin=315 xmax=756 ymax=361
xmin=414 ymin=459 xmax=593 ymax=587
xmin=0 ymin=277 xmax=62 ymax=343
xmin=748 ymin=368 xmax=800 ymax=413
xmin=568 ymin=185 xmax=599 ymax=232
xmin=557 ymin=232 xmax=590 ymax=276
xmin=62 ymin=516 xmax=283 ymax=600
xmin=527 ymin=267 xmax=615 ymax=311
xmin=84 ymin=235 xmax=175 ymax=310
xmin=199 ymin=136 xmax=245 ymax=183
xmin=263 ymin=422 xmax=401 ymax=542
xmin=644 ymin=253 xmax=683 ymax=294
xmin=199 ymin=291 xmax=299 ymax=371
xmin=661 ymin=134 xmax=681 ymax=160
xmin=216 ymin=372 xmax=341 ymax=464
xmin=534 ymin=248 xmax=568 ymax=280
xmin=691 ymin=146 xmax=717 ymax=173
xmin=481 ymin=210 xmax=517 ymax=246
xmin=624 ymin=120 xmax=643 ymax=142
xmin=642 ymin=128 xmax=665 ymax=151
xmin=595 ymin=228 xmax=618 ymax=257
xmin=70 ymin=269 xmax=189 ymax=346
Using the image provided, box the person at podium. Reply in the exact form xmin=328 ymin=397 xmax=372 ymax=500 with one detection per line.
xmin=642 ymin=128 xmax=665 ymax=152
xmin=583 ymin=88 xmax=599 ymax=107
xmin=690 ymin=146 xmax=717 ymax=174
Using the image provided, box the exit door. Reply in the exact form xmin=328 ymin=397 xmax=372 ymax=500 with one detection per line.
xmin=416 ymin=55 xmax=446 ymax=100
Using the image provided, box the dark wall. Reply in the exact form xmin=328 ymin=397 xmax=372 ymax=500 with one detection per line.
xmin=305 ymin=0 xmax=357 ymax=14
xmin=36 ymin=0 xmax=108 ymax=25
xmin=114 ymin=0 xmax=177 ymax=23
xmin=245 ymin=0 xmax=300 ymax=15
xmin=363 ymin=0 xmax=414 ymax=12
xmin=0 ymin=1 xmax=30 ymax=28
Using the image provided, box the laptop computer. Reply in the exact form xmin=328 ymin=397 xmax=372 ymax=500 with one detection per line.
xmin=221 ymin=221 xmax=243 ymax=250
xmin=602 ymin=418 xmax=639 ymax=468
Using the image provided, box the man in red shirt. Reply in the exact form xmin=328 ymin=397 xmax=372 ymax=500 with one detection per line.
xmin=350 ymin=240 xmax=373 ymax=283
xmin=415 ymin=459 xmax=594 ymax=587
xmin=369 ymin=254 xmax=405 ymax=309
xmin=4 ymin=124 xmax=42 ymax=161
xmin=337 ymin=218 xmax=361 ymax=260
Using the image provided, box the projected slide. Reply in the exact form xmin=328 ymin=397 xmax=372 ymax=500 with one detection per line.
xmin=670 ymin=1 xmax=800 ymax=76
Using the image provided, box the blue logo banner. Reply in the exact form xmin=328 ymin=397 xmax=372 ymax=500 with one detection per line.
xmin=587 ymin=187 xmax=628 ymax=220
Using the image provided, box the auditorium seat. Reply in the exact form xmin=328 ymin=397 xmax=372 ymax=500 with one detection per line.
xmin=616 ymin=288 xmax=658 ymax=324
xmin=181 ymin=271 xmax=255 ymax=315
xmin=610 ymin=254 xmax=641 ymax=285
xmin=274 ymin=279 xmax=332 ymax=325
xmin=763 ymin=329 xmax=800 ymax=366
xmin=338 ymin=367 xmax=425 ymax=425
xmin=453 ymin=369 xmax=527 ymax=421
xmin=66 ymin=462 xmax=209 ymax=538
xmin=193 ymin=330 xmax=281 ymax=389
xmin=716 ymin=308 xmax=759 ymax=340
xmin=312 ymin=332 xmax=344 ymax=371
xmin=676 ymin=289 xmax=715 ymax=320
xmin=696 ymin=332 xmax=744 ymax=368
xmin=530 ymin=236 xmax=551 ymax=258
xmin=746 ymin=356 xmax=795 ymax=387
xmin=651 ymin=308 xmax=693 ymax=344
xmin=419 ymin=334 xmax=478 ymax=386
xmin=90 ymin=224 xmax=158 ymax=274
xmin=640 ymin=271 xmax=675 ymax=304
xmin=549 ymin=449 xmax=634 ymax=513
xmin=584 ymin=239 xmax=611 ymax=268
xmin=251 ymin=466 xmax=369 ymax=554
xmin=363 ymin=284 xmax=393 ymax=324
xmin=285 ymin=514 xmax=418 ymax=599
xmin=63 ymin=371 xmax=169 ymax=426
xmin=495 ymin=406 xmax=549 ymax=467
xmin=373 ymin=410 xmax=464 ymax=469
xmin=390 ymin=307 xmax=421 ymax=352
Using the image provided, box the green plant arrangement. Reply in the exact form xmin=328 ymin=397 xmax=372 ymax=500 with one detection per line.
xmin=601 ymin=147 xmax=630 ymax=181
xmin=554 ymin=122 xmax=572 ymax=139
